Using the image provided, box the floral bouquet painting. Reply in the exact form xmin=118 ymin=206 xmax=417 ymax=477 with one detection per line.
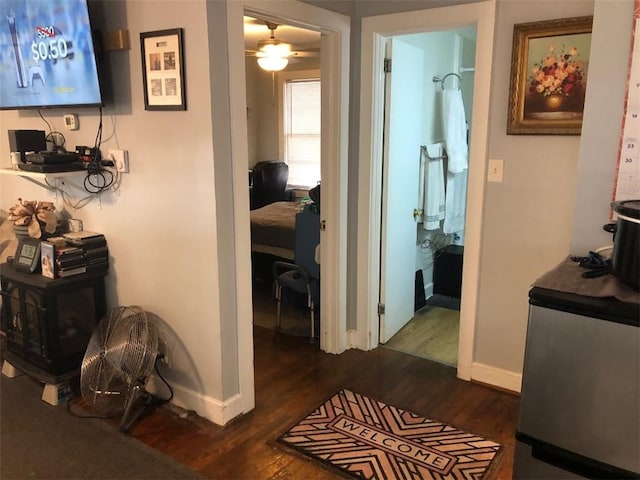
xmin=524 ymin=38 xmax=590 ymax=118
xmin=529 ymin=45 xmax=585 ymax=104
xmin=508 ymin=16 xmax=593 ymax=135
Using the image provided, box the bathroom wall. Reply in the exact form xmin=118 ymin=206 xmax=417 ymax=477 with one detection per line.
xmin=397 ymin=29 xmax=476 ymax=299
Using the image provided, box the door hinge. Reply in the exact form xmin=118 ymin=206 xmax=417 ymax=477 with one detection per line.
xmin=320 ymin=220 xmax=327 ymax=231
xmin=378 ymin=303 xmax=385 ymax=315
xmin=384 ymin=58 xmax=391 ymax=73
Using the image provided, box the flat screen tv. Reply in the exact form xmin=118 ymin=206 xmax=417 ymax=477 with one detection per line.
xmin=0 ymin=0 xmax=103 ymax=110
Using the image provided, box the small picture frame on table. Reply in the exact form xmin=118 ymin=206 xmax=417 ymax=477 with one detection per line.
xmin=40 ymin=241 xmax=55 ymax=278
xmin=140 ymin=28 xmax=186 ymax=111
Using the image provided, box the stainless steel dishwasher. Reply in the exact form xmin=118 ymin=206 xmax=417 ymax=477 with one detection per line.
xmin=514 ymin=283 xmax=640 ymax=479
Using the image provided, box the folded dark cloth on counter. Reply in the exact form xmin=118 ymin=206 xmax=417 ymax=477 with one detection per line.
xmin=532 ymin=256 xmax=640 ymax=305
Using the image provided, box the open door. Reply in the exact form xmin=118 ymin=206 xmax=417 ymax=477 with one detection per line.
xmin=379 ymin=37 xmax=425 ymax=342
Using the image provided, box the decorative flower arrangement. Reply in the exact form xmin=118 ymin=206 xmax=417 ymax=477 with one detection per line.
xmin=8 ymin=198 xmax=57 ymax=238
xmin=528 ymin=44 xmax=585 ymax=97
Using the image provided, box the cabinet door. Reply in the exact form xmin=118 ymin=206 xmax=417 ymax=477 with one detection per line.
xmin=2 ymin=281 xmax=47 ymax=367
xmin=3 ymin=284 xmax=25 ymax=350
xmin=54 ymin=286 xmax=98 ymax=357
xmin=22 ymin=286 xmax=46 ymax=363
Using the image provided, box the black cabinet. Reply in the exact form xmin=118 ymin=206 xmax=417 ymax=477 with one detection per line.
xmin=433 ymin=245 xmax=463 ymax=299
xmin=0 ymin=262 xmax=106 ymax=383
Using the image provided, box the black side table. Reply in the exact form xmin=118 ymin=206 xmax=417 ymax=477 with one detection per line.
xmin=0 ymin=262 xmax=107 ymax=403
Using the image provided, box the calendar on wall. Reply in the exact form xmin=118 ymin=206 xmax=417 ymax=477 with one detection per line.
xmin=612 ymin=0 xmax=640 ymax=206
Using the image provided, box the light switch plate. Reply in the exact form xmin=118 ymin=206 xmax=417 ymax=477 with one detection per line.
xmin=488 ymin=158 xmax=503 ymax=182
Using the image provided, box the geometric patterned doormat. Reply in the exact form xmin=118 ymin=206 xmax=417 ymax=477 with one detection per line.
xmin=276 ymin=389 xmax=501 ymax=480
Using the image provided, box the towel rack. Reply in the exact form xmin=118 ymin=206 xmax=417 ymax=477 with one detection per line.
xmin=421 ymin=144 xmax=447 ymax=161
xmin=432 ymin=72 xmax=461 ymax=90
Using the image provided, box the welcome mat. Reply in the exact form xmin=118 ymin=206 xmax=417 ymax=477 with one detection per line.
xmin=276 ymin=389 xmax=501 ymax=480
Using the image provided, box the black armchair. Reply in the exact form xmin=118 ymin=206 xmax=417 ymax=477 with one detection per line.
xmin=250 ymin=161 xmax=289 ymax=210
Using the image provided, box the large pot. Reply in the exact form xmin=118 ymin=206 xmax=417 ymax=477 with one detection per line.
xmin=609 ymin=200 xmax=640 ymax=291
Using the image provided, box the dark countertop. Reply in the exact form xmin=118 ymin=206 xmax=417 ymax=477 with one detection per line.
xmin=530 ymin=257 xmax=639 ymax=326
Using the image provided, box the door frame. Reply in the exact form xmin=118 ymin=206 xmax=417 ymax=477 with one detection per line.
xmin=226 ymin=0 xmax=350 ymax=413
xmin=355 ymin=1 xmax=496 ymax=381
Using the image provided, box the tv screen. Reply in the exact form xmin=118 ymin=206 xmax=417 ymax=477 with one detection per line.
xmin=0 ymin=0 xmax=103 ymax=110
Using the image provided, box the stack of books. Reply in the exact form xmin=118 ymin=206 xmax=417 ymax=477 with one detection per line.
xmin=41 ymin=232 xmax=109 ymax=279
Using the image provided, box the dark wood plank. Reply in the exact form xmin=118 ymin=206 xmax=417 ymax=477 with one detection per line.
xmin=126 ymin=326 xmax=519 ymax=479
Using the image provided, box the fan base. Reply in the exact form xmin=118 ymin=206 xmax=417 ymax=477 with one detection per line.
xmin=119 ymin=384 xmax=156 ymax=433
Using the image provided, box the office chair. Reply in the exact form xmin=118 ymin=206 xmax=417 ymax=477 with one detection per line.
xmin=272 ymin=204 xmax=320 ymax=340
xmin=250 ymin=161 xmax=289 ymax=210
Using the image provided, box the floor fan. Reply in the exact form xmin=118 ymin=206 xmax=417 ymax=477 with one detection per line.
xmin=80 ymin=305 xmax=159 ymax=433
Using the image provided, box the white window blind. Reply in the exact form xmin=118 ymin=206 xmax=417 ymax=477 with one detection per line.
xmin=283 ymin=78 xmax=321 ymax=187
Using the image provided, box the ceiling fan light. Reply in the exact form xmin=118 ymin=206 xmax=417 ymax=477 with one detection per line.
xmin=273 ymin=43 xmax=292 ymax=56
xmin=257 ymin=56 xmax=288 ymax=71
xmin=259 ymin=41 xmax=291 ymax=56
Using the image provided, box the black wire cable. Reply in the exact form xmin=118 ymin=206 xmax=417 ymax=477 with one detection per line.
xmin=38 ymin=109 xmax=52 ymax=131
xmin=83 ymin=106 xmax=115 ymax=193
xmin=84 ymin=166 xmax=114 ymax=193
xmin=38 ymin=109 xmax=66 ymax=151
xmin=66 ymin=354 xmax=174 ymax=419
xmin=66 ymin=370 xmax=173 ymax=419
xmin=153 ymin=355 xmax=175 ymax=403
xmin=94 ymin=106 xmax=103 ymax=151
xmin=46 ymin=131 xmax=66 ymax=151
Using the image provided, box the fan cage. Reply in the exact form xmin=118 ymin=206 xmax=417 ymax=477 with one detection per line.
xmin=81 ymin=306 xmax=158 ymax=415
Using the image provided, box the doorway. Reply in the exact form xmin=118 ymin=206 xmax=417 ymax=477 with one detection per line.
xmin=355 ymin=1 xmax=496 ymax=381
xmin=380 ymin=28 xmax=477 ymax=367
xmin=244 ymin=16 xmax=323 ymax=338
xmin=227 ymin=0 xmax=350 ymax=366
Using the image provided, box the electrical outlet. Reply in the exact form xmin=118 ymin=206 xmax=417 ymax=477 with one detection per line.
xmin=158 ymin=338 xmax=171 ymax=367
xmin=109 ymin=149 xmax=129 ymax=173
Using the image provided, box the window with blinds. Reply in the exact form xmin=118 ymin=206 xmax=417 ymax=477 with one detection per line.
xmin=283 ymin=78 xmax=321 ymax=187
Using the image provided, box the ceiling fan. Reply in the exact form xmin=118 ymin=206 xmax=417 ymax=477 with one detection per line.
xmin=245 ymin=20 xmax=319 ymax=72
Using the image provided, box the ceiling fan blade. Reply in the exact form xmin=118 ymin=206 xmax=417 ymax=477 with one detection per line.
xmin=290 ymin=50 xmax=319 ymax=58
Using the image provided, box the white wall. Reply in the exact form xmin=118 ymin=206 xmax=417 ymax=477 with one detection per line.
xmin=0 ymin=0 xmax=243 ymax=425
xmin=2 ymin=0 xmax=632 ymax=422
xmin=400 ymin=30 xmax=476 ymax=293
xmin=246 ymin=57 xmax=260 ymax=166
xmin=571 ymin=0 xmax=634 ymax=253
xmin=474 ymin=0 xmax=596 ymax=376
xmin=246 ymin=56 xmax=321 ymax=167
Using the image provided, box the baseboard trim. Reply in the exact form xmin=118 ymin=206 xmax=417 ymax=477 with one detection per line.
xmin=471 ymin=362 xmax=522 ymax=394
xmin=151 ymin=377 xmax=245 ymax=426
xmin=347 ymin=328 xmax=367 ymax=350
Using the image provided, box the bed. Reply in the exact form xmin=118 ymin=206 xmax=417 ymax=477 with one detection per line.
xmin=250 ymin=201 xmax=301 ymax=261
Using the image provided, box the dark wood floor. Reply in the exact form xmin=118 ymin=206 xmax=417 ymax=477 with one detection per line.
xmin=126 ymin=325 xmax=520 ymax=479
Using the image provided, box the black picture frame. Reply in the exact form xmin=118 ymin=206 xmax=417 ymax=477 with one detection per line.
xmin=140 ymin=28 xmax=186 ymax=111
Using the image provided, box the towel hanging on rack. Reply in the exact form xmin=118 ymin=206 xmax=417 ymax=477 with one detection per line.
xmin=443 ymin=169 xmax=467 ymax=235
xmin=442 ymin=88 xmax=468 ymax=174
xmin=421 ymin=143 xmax=445 ymax=231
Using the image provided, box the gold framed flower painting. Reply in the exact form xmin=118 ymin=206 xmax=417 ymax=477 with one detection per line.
xmin=507 ymin=16 xmax=593 ymax=135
